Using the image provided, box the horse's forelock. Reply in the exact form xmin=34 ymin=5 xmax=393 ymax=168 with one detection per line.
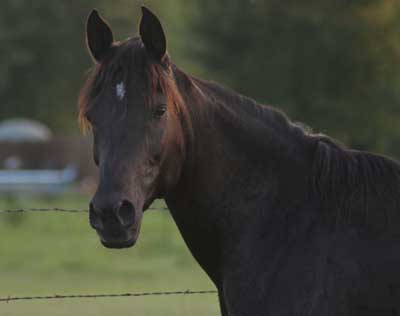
xmin=147 ymin=62 xmax=193 ymax=163
xmin=78 ymin=65 xmax=100 ymax=134
xmin=78 ymin=42 xmax=192 ymax=139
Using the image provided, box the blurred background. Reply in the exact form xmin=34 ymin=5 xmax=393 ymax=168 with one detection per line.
xmin=1 ymin=0 xmax=400 ymax=315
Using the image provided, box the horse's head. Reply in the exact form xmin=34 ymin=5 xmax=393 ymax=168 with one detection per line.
xmin=79 ymin=7 xmax=188 ymax=248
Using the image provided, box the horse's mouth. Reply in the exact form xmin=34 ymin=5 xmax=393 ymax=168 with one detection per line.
xmin=100 ymin=237 xmax=136 ymax=249
xmin=97 ymin=227 xmax=138 ymax=249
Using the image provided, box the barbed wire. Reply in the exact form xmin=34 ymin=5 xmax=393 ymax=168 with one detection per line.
xmin=0 ymin=290 xmax=217 ymax=303
xmin=0 ymin=207 xmax=87 ymax=214
xmin=0 ymin=206 xmax=168 ymax=214
xmin=0 ymin=204 xmax=217 ymax=306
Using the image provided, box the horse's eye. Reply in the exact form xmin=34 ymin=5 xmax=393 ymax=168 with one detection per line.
xmin=92 ymin=134 xmax=99 ymax=166
xmin=85 ymin=113 xmax=93 ymax=124
xmin=153 ymin=104 xmax=167 ymax=118
xmin=93 ymin=153 xmax=99 ymax=166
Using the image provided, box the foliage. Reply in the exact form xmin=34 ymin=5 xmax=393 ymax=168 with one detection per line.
xmin=188 ymin=0 xmax=400 ymax=157
xmin=0 ymin=0 xmax=174 ymax=131
xmin=1 ymin=0 xmax=400 ymax=157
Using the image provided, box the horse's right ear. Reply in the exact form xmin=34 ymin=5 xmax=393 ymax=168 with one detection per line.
xmin=86 ymin=9 xmax=114 ymax=63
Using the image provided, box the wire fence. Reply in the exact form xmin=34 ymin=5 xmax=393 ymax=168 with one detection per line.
xmin=0 ymin=206 xmax=168 ymax=214
xmin=0 ymin=205 xmax=217 ymax=304
xmin=0 ymin=290 xmax=217 ymax=303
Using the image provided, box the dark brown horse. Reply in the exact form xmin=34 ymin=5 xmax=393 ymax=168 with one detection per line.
xmin=79 ymin=6 xmax=400 ymax=316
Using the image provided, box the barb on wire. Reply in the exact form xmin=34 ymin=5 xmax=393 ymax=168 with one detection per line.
xmin=0 ymin=206 xmax=168 ymax=214
xmin=0 ymin=290 xmax=217 ymax=303
xmin=0 ymin=208 xmax=88 ymax=214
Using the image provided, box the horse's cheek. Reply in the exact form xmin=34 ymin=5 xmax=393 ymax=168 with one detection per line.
xmin=142 ymin=166 xmax=159 ymax=188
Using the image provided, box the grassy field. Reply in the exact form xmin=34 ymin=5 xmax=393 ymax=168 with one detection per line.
xmin=0 ymin=193 xmax=219 ymax=316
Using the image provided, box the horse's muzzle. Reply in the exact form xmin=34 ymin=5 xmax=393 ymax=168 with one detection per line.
xmin=89 ymin=199 xmax=139 ymax=249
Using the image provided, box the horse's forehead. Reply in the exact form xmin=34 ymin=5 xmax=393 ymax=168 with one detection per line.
xmin=92 ymin=39 xmax=157 ymax=110
xmin=114 ymin=38 xmax=146 ymax=66
xmin=98 ymin=45 xmax=146 ymax=96
xmin=116 ymin=81 xmax=126 ymax=100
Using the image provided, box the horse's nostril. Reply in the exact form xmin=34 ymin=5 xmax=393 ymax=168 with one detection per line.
xmin=90 ymin=202 xmax=100 ymax=214
xmin=116 ymin=200 xmax=136 ymax=228
xmin=89 ymin=202 xmax=103 ymax=230
xmin=89 ymin=198 xmax=135 ymax=229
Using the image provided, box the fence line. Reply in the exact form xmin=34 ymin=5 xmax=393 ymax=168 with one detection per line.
xmin=0 ymin=207 xmax=88 ymax=214
xmin=0 ymin=205 xmax=218 ymax=305
xmin=0 ymin=290 xmax=217 ymax=303
xmin=0 ymin=206 xmax=168 ymax=214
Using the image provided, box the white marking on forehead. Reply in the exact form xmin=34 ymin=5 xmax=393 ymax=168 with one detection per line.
xmin=116 ymin=82 xmax=126 ymax=100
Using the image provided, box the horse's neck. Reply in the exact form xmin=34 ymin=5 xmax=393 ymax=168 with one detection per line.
xmin=175 ymin=77 xmax=314 ymax=204
xmin=165 ymin=74 xmax=315 ymax=283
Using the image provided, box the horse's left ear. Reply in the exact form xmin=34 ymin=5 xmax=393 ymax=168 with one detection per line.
xmin=139 ymin=6 xmax=167 ymax=62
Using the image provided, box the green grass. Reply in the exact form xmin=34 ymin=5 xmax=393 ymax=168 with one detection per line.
xmin=0 ymin=194 xmax=219 ymax=316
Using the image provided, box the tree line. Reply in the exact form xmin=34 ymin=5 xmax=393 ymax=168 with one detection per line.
xmin=1 ymin=0 xmax=400 ymax=158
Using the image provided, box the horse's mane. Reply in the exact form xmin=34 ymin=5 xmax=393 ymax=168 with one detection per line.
xmin=187 ymin=76 xmax=400 ymax=231
xmin=311 ymin=135 xmax=400 ymax=230
xmin=188 ymin=77 xmax=312 ymax=161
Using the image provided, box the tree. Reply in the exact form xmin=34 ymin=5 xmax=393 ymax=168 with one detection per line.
xmin=187 ymin=0 xmax=400 ymax=157
xmin=0 ymin=0 xmax=183 ymax=132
